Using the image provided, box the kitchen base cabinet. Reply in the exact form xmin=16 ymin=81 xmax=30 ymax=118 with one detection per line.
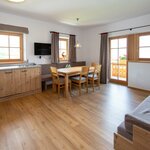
xmin=0 ymin=70 xmax=14 ymax=97
xmin=0 ymin=67 xmax=41 ymax=101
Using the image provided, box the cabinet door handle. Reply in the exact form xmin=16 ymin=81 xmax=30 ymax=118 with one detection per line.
xmin=5 ymin=71 xmax=12 ymax=74
xmin=21 ymin=70 xmax=27 ymax=72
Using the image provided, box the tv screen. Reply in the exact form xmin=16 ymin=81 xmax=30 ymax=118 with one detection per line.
xmin=34 ymin=43 xmax=51 ymax=55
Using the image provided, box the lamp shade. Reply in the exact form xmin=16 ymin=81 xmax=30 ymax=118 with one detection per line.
xmin=75 ymin=41 xmax=82 ymax=48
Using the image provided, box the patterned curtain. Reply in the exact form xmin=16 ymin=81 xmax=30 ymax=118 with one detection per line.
xmin=69 ymin=35 xmax=76 ymax=62
xmin=51 ymin=32 xmax=59 ymax=63
xmin=99 ymin=33 xmax=109 ymax=84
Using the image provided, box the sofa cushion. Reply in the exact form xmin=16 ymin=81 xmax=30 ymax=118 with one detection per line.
xmin=71 ymin=76 xmax=86 ymax=81
xmin=125 ymin=96 xmax=150 ymax=134
xmin=117 ymin=122 xmax=132 ymax=140
xmin=88 ymin=74 xmax=98 ymax=79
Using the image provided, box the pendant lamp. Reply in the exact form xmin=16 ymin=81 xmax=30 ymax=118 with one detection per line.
xmin=75 ymin=18 xmax=82 ymax=48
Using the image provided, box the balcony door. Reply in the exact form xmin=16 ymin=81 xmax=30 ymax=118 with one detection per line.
xmin=110 ymin=37 xmax=127 ymax=84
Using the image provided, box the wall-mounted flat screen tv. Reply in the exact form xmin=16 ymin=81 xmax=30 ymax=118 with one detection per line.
xmin=34 ymin=42 xmax=51 ymax=55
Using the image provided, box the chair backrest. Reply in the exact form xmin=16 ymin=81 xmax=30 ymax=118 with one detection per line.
xmin=50 ymin=67 xmax=59 ymax=80
xmin=81 ymin=66 xmax=89 ymax=77
xmin=91 ymin=62 xmax=97 ymax=67
xmin=95 ymin=64 xmax=102 ymax=78
xmin=95 ymin=64 xmax=101 ymax=73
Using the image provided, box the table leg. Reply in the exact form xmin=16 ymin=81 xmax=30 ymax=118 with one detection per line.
xmin=65 ymin=74 xmax=69 ymax=97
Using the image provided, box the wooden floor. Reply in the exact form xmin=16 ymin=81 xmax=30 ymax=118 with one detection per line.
xmin=0 ymin=84 xmax=149 ymax=150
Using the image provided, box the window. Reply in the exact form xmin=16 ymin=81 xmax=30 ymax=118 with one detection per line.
xmin=139 ymin=34 xmax=150 ymax=59
xmin=0 ymin=32 xmax=23 ymax=63
xmin=59 ymin=37 xmax=69 ymax=62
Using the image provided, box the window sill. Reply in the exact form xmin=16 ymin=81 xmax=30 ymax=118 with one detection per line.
xmin=128 ymin=60 xmax=150 ymax=63
xmin=0 ymin=61 xmax=24 ymax=65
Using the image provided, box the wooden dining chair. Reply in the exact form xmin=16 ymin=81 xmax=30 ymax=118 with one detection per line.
xmin=71 ymin=66 xmax=89 ymax=95
xmin=88 ymin=64 xmax=102 ymax=92
xmin=50 ymin=66 xmax=71 ymax=97
xmin=89 ymin=62 xmax=97 ymax=75
xmin=91 ymin=62 xmax=97 ymax=67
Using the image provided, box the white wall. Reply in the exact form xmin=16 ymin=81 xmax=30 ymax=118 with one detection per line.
xmin=0 ymin=12 xmax=83 ymax=64
xmin=2 ymin=11 xmax=150 ymax=66
xmin=80 ymin=14 xmax=150 ymax=65
xmin=1 ymin=11 xmax=150 ymax=91
xmin=128 ymin=62 xmax=150 ymax=91
xmin=79 ymin=14 xmax=150 ymax=90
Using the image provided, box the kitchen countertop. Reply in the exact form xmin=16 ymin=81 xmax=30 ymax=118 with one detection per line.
xmin=0 ymin=64 xmax=41 ymax=71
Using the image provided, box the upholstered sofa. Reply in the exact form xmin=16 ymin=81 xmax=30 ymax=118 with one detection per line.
xmin=114 ymin=96 xmax=150 ymax=150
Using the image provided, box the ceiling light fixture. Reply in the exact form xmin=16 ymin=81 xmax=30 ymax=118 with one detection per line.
xmin=8 ymin=0 xmax=25 ymax=3
xmin=75 ymin=18 xmax=82 ymax=48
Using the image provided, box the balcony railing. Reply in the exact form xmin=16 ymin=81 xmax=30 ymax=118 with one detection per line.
xmin=111 ymin=62 xmax=127 ymax=80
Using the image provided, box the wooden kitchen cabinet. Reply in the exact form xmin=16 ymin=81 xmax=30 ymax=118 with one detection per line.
xmin=34 ymin=67 xmax=41 ymax=90
xmin=14 ymin=69 xmax=22 ymax=94
xmin=0 ymin=67 xmax=41 ymax=100
xmin=30 ymin=67 xmax=41 ymax=91
xmin=0 ymin=70 xmax=14 ymax=97
xmin=0 ymin=71 xmax=4 ymax=97
xmin=20 ymin=69 xmax=31 ymax=93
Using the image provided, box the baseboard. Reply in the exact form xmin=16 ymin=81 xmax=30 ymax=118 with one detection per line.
xmin=0 ymin=89 xmax=41 ymax=102
xmin=128 ymin=86 xmax=150 ymax=93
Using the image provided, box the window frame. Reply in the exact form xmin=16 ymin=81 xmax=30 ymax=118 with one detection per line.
xmin=138 ymin=32 xmax=150 ymax=61
xmin=0 ymin=31 xmax=24 ymax=64
xmin=59 ymin=37 xmax=69 ymax=62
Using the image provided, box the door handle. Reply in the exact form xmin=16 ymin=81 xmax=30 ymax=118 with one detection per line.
xmin=21 ymin=70 xmax=27 ymax=72
xmin=5 ymin=71 xmax=12 ymax=74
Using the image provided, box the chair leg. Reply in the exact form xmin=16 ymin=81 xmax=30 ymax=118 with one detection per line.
xmin=92 ymin=79 xmax=94 ymax=92
xmin=79 ymin=84 xmax=81 ymax=95
xmin=58 ymin=84 xmax=60 ymax=98
xmin=44 ymin=82 xmax=47 ymax=91
xmin=82 ymin=82 xmax=85 ymax=88
xmin=86 ymin=81 xmax=88 ymax=93
xmin=52 ymin=83 xmax=55 ymax=92
xmin=97 ymin=79 xmax=100 ymax=89
xmin=53 ymin=84 xmax=58 ymax=92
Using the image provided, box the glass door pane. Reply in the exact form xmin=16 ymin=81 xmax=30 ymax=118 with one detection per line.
xmin=111 ymin=39 xmax=118 ymax=48
xmin=111 ymin=48 xmax=118 ymax=79
xmin=118 ymin=48 xmax=127 ymax=81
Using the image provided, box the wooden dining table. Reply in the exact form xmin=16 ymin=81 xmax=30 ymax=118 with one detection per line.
xmin=58 ymin=66 xmax=94 ymax=97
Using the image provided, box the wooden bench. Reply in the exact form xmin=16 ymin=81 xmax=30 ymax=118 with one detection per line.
xmin=41 ymin=64 xmax=52 ymax=90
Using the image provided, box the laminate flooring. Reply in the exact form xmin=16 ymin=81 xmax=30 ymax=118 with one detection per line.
xmin=0 ymin=83 xmax=149 ymax=150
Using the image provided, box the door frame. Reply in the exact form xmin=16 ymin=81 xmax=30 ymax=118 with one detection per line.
xmin=109 ymin=36 xmax=128 ymax=85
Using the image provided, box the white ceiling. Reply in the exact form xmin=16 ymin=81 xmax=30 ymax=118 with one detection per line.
xmin=0 ymin=0 xmax=150 ymax=27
